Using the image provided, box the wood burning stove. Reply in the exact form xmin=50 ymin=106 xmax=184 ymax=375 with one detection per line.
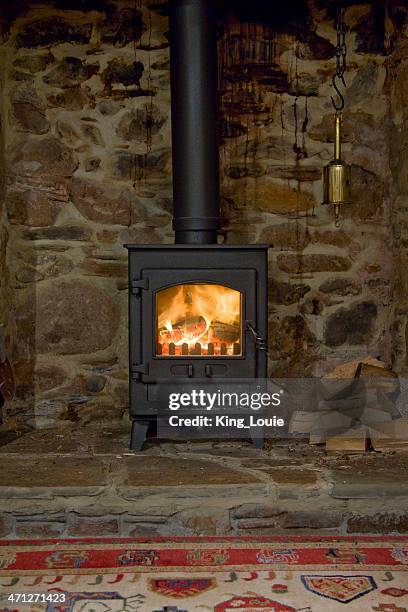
xmin=125 ymin=0 xmax=269 ymax=449
xmin=125 ymin=244 xmax=268 ymax=449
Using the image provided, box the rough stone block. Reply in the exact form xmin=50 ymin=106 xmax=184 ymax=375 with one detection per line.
xmin=102 ymin=57 xmax=144 ymax=89
xmin=319 ymin=278 xmax=362 ymax=296
xmin=34 ymin=281 xmax=120 ymax=355
xmin=277 ymin=254 xmax=352 ymax=274
xmin=231 ymin=503 xmax=282 ymax=520
xmin=234 ymin=516 xmax=285 ymax=530
xmin=331 ymin=482 xmax=408 ymax=499
xmin=227 ymin=178 xmax=315 ymax=216
xmin=0 ymin=456 xmax=107 ymax=489
xmin=260 ymin=223 xmax=310 ymax=250
xmin=269 ymin=315 xmax=317 ymax=362
xmin=22 ymin=226 xmax=91 ymax=241
xmin=68 ymin=515 xmax=119 ymax=537
xmin=12 ymin=101 xmax=50 ymax=134
xmin=68 ymin=177 xmax=135 ymax=225
xmin=43 ymin=57 xmax=98 ymax=88
xmin=265 ymin=468 xmax=318 ymax=485
xmin=282 ymin=511 xmax=343 ymax=529
xmin=324 ymin=301 xmax=378 ymax=347
xmin=15 ymin=17 xmax=92 ymax=48
xmin=7 ymin=189 xmax=63 ymax=227
xmin=47 ymin=86 xmax=93 ymax=110
xmin=347 ymin=512 xmax=408 ymax=534
xmin=116 ymin=105 xmax=166 ymax=141
xmin=121 ymin=456 xmax=260 ymax=487
xmin=10 ymin=136 xmax=78 ymax=178
xmin=16 ymin=520 xmax=66 ymax=538
xmin=13 ymin=51 xmax=54 ymax=73
xmin=99 ymin=7 xmax=143 ymax=47
xmin=127 ymin=524 xmax=163 ymax=537
xmin=0 ymin=515 xmax=14 ymax=537
xmin=172 ymin=508 xmax=231 ymax=535
xmin=269 ymin=280 xmax=310 ymax=305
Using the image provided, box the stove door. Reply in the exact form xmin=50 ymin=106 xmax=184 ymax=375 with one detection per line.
xmin=134 ymin=268 xmax=259 ymax=381
xmin=156 ymin=283 xmax=243 ymax=357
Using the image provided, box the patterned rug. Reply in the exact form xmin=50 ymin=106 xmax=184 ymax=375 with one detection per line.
xmin=0 ymin=536 xmax=408 ymax=611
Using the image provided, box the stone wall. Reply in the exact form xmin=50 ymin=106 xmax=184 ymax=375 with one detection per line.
xmin=219 ymin=1 xmax=407 ymax=377
xmin=0 ymin=42 xmax=12 ymax=376
xmin=0 ymin=0 xmax=406 ymax=428
xmin=387 ymin=9 xmax=408 ymax=374
xmin=1 ymin=0 xmax=172 ymax=427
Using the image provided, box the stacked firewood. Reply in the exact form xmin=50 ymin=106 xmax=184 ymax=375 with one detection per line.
xmin=289 ymin=357 xmax=408 ymax=452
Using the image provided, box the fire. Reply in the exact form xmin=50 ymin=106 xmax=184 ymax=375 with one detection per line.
xmin=156 ymin=284 xmax=241 ymax=356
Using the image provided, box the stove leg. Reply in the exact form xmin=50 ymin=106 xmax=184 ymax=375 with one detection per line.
xmin=250 ymin=426 xmax=264 ymax=450
xmin=130 ymin=419 xmax=150 ymax=451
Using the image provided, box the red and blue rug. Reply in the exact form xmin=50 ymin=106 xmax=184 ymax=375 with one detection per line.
xmin=0 ymin=536 xmax=407 ymax=611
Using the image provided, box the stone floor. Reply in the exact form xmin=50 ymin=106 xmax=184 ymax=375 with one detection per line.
xmin=1 ymin=424 xmax=408 ymax=538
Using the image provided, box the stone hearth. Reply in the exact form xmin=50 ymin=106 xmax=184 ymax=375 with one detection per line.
xmin=1 ymin=427 xmax=408 ymax=538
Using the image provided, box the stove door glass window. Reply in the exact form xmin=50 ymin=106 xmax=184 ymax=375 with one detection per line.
xmin=156 ymin=283 xmax=242 ymax=357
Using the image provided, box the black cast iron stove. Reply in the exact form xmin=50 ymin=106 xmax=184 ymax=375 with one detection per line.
xmin=125 ymin=0 xmax=269 ymax=450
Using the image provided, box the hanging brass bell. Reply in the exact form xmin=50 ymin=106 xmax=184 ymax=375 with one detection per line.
xmin=322 ymin=112 xmax=351 ymax=223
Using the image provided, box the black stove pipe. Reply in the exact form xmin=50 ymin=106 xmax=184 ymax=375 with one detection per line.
xmin=169 ymin=0 xmax=220 ymax=244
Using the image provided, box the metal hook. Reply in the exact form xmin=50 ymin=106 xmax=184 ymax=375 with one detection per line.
xmin=331 ymin=73 xmax=346 ymax=112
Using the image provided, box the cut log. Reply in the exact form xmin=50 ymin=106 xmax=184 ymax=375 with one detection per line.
xmin=371 ymin=440 xmax=408 ymax=451
xmin=370 ymin=438 xmax=408 ymax=451
xmin=317 ymin=388 xmax=370 ymax=413
xmin=310 ymin=428 xmax=351 ymax=445
xmin=356 ymin=362 xmax=398 ymax=379
xmin=318 ymin=378 xmax=359 ymax=402
xmin=289 ymin=410 xmax=352 ymax=437
xmin=359 ymin=406 xmax=392 ymax=426
xmin=319 ymin=357 xmax=389 ymax=401
xmin=326 ymin=426 xmax=369 ymax=453
xmin=370 ymin=417 xmax=408 ymax=438
xmin=376 ymin=390 xmax=401 ymax=419
xmin=309 ymin=432 xmax=326 ymax=445
xmin=325 ymin=357 xmax=387 ymax=380
xmin=289 ymin=411 xmax=320 ymax=436
xmin=356 ymin=363 xmax=400 ymax=399
xmin=370 ymin=418 xmax=408 ymax=451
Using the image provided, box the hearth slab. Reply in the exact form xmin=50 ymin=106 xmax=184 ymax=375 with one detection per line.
xmin=118 ymin=455 xmax=261 ymax=486
xmin=0 ymin=456 xmax=108 ymax=488
xmin=0 ymin=430 xmax=408 ymax=537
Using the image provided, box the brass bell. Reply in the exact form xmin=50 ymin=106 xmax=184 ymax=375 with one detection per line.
xmin=322 ymin=112 xmax=351 ymax=225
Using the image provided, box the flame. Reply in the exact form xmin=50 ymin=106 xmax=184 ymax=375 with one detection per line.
xmin=156 ymin=284 xmax=241 ymax=356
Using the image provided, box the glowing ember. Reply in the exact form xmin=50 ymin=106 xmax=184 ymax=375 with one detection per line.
xmin=156 ymin=284 xmax=241 ymax=356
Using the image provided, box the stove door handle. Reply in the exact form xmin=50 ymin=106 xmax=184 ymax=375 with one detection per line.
xmin=187 ymin=364 xmax=193 ymax=377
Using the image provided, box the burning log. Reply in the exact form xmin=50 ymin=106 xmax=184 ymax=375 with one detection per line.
xmin=211 ymin=322 xmax=240 ymax=342
xmin=158 ymin=313 xmax=240 ymax=356
xmin=156 ymin=283 xmax=241 ymax=353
